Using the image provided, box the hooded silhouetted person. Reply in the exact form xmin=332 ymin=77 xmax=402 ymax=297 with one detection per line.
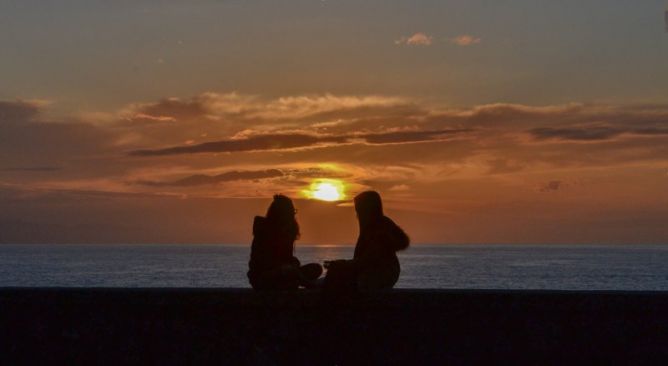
xmin=248 ymin=195 xmax=322 ymax=290
xmin=324 ymin=191 xmax=410 ymax=291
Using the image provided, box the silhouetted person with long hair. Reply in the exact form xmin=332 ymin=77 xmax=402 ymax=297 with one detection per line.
xmin=248 ymin=194 xmax=323 ymax=290
xmin=324 ymin=191 xmax=410 ymax=291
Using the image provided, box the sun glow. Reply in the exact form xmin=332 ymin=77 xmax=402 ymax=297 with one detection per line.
xmin=304 ymin=179 xmax=346 ymax=202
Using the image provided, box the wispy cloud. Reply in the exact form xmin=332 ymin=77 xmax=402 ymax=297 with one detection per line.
xmin=136 ymin=169 xmax=285 ymax=187
xmin=0 ymin=100 xmax=42 ymax=122
xmin=122 ymin=93 xmax=409 ymax=123
xmin=395 ymin=32 xmax=433 ymax=46
xmin=130 ymin=113 xmax=177 ymax=123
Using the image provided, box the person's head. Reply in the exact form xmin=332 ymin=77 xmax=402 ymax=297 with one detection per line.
xmin=265 ymin=194 xmax=300 ymax=241
xmin=354 ymin=191 xmax=384 ymax=227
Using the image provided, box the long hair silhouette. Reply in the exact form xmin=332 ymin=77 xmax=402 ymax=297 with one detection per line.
xmin=265 ymin=194 xmax=300 ymax=249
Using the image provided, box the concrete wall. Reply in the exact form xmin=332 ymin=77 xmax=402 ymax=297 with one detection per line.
xmin=2 ymin=288 xmax=668 ymax=365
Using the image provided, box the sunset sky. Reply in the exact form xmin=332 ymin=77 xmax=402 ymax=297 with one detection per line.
xmin=1 ymin=0 xmax=667 ymax=244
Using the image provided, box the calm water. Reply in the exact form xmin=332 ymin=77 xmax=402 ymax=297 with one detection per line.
xmin=1 ymin=244 xmax=668 ymax=290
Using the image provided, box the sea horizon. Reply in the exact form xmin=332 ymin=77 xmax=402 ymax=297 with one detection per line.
xmin=3 ymin=243 xmax=668 ymax=290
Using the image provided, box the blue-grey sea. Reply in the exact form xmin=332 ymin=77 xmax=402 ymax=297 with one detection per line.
xmin=1 ymin=244 xmax=668 ymax=290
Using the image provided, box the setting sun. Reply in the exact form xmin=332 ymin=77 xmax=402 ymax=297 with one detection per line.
xmin=304 ymin=179 xmax=346 ymax=202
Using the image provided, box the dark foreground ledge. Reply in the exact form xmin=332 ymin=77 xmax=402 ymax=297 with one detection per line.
xmin=2 ymin=288 xmax=668 ymax=365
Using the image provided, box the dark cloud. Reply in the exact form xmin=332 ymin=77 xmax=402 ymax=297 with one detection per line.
xmin=530 ymin=127 xmax=623 ymax=141
xmin=128 ymin=97 xmax=208 ymax=122
xmin=539 ymin=180 xmax=563 ymax=192
xmin=137 ymin=169 xmax=285 ymax=187
xmin=0 ymin=101 xmax=116 ymax=172
xmin=0 ymin=101 xmax=41 ymax=122
xmin=634 ymin=127 xmax=668 ymax=136
xmin=134 ymin=166 xmax=349 ymax=187
xmin=486 ymin=159 xmax=525 ymax=175
xmin=361 ymin=129 xmax=469 ymax=144
xmin=129 ymin=129 xmax=470 ymax=157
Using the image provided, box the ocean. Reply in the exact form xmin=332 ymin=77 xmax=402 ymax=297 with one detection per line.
xmin=1 ymin=244 xmax=668 ymax=290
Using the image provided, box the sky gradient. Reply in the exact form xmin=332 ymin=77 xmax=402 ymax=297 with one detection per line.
xmin=1 ymin=1 xmax=667 ymax=244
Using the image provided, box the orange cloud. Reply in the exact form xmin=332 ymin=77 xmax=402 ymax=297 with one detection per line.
xmin=130 ymin=113 xmax=177 ymax=123
xmin=395 ymin=32 xmax=433 ymax=46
